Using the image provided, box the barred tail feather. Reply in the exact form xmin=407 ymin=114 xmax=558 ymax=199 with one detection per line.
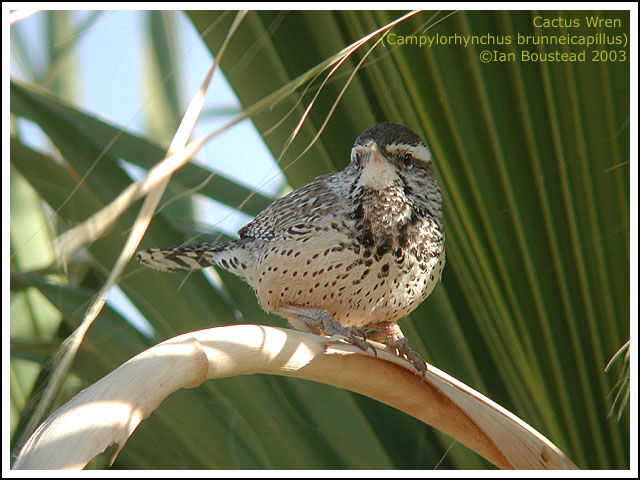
xmin=136 ymin=242 xmax=227 ymax=272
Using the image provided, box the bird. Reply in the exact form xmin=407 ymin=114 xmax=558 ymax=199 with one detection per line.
xmin=137 ymin=122 xmax=445 ymax=376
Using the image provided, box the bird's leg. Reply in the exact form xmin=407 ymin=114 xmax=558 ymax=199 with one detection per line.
xmin=368 ymin=321 xmax=427 ymax=377
xmin=277 ymin=305 xmax=377 ymax=357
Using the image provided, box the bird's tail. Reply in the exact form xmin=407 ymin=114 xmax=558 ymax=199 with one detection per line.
xmin=136 ymin=242 xmax=230 ymax=272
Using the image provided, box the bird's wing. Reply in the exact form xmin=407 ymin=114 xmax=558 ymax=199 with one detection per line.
xmin=238 ymin=173 xmax=350 ymax=240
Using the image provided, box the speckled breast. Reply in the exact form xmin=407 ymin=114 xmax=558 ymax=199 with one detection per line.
xmin=251 ymin=220 xmax=445 ymax=328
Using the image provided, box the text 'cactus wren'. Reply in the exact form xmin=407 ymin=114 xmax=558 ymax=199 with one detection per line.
xmin=137 ymin=122 xmax=445 ymax=376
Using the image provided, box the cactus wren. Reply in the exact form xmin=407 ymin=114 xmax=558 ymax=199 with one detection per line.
xmin=137 ymin=122 xmax=445 ymax=376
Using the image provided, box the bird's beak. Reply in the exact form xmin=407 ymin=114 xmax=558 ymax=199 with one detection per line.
xmin=366 ymin=141 xmax=386 ymax=164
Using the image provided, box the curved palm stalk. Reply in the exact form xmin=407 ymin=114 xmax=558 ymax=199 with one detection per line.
xmin=14 ymin=326 xmax=577 ymax=470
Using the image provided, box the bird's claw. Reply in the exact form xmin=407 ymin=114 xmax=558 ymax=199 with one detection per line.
xmin=390 ymin=337 xmax=427 ymax=380
xmin=340 ymin=326 xmax=377 ymax=357
xmin=280 ymin=306 xmax=378 ymax=357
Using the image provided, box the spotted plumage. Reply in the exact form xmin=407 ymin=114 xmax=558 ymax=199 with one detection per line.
xmin=137 ymin=122 xmax=445 ymax=375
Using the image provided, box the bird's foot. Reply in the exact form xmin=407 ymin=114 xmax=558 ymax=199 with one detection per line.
xmin=387 ymin=337 xmax=427 ymax=379
xmin=278 ymin=306 xmax=377 ymax=357
xmin=368 ymin=322 xmax=427 ymax=379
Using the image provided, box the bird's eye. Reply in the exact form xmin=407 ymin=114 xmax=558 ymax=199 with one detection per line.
xmin=402 ymin=153 xmax=413 ymax=168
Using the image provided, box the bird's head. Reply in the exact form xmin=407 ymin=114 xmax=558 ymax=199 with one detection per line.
xmin=348 ymin=123 xmax=441 ymax=217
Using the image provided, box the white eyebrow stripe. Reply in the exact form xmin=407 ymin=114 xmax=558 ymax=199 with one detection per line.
xmin=386 ymin=143 xmax=432 ymax=163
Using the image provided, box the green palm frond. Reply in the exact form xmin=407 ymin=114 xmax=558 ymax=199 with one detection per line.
xmin=10 ymin=9 xmax=629 ymax=469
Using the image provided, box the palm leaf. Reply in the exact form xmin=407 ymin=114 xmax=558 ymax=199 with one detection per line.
xmin=10 ymin=9 xmax=629 ymax=469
